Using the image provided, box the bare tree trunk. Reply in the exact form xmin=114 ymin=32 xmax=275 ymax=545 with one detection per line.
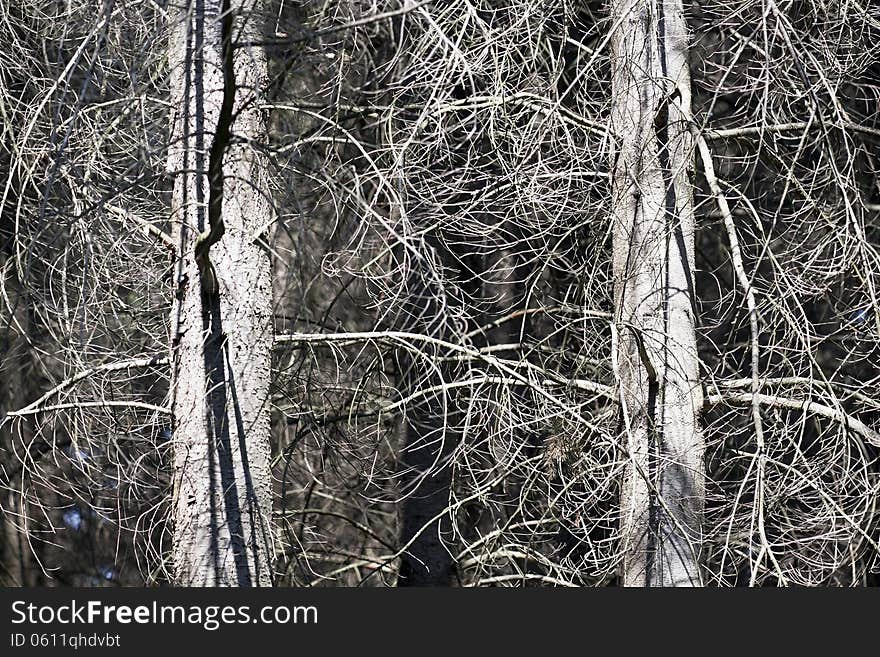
xmin=396 ymin=255 xmax=457 ymax=587
xmin=609 ymin=0 xmax=704 ymax=586
xmin=397 ymin=406 xmax=457 ymax=587
xmin=0 ymin=257 xmax=41 ymax=587
xmin=168 ymin=0 xmax=275 ymax=586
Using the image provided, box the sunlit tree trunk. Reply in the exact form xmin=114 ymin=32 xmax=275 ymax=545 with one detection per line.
xmin=167 ymin=0 xmax=275 ymax=586
xmin=609 ymin=0 xmax=704 ymax=586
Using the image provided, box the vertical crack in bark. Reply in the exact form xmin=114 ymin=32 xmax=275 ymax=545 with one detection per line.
xmin=197 ymin=0 xmax=234 ymax=295
xmin=200 ymin=0 xmax=253 ymax=586
xmin=652 ymin=0 xmax=674 ymax=586
xmin=207 ymin=0 xmax=234 ymax=247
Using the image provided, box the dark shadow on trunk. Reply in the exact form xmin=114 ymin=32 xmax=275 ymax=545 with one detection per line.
xmin=226 ymin=345 xmax=274 ymax=584
xmin=202 ymin=292 xmax=251 ymax=586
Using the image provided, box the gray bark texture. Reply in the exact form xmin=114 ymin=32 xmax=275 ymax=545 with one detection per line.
xmin=609 ymin=0 xmax=705 ymax=586
xmin=167 ymin=0 xmax=275 ymax=586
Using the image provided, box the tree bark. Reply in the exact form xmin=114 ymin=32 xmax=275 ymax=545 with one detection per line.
xmin=609 ymin=0 xmax=704 ymax=586
xmin=168 ymin=0 xmax=275 ymax=586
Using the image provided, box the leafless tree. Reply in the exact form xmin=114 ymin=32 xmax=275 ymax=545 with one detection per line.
xmin=610 ymin=0 xmax=703 ymax=586
xmin=1 ymin=0 xmax=879 ymax=588
xmin=167 ymin=0 xmax=275 ymax=587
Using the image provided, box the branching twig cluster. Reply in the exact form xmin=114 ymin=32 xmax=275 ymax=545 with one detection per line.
xmin=1 ymin=0 xmax=878 ymax=586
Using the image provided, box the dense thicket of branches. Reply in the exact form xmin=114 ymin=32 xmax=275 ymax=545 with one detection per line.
xmin=1 ymin=0 xmax=879 ymax=586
